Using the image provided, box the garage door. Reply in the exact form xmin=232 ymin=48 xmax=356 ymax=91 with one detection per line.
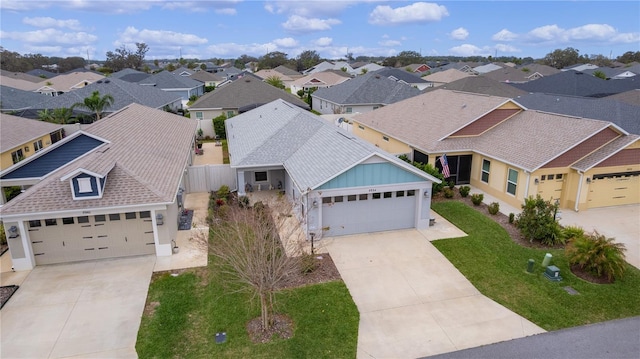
xmin=29 ymin=211 xmax=156 ymax=265
xmin=537 ymin=173 xmax=566 ymax=202
xmin=322 ymin=189 xmax=417 ymax=237
xmin=588 ymin=172 xmax=640 ymax=208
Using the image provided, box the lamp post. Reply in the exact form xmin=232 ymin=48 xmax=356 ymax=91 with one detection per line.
xmin=553 ymin=198 xmax=560 ymax=221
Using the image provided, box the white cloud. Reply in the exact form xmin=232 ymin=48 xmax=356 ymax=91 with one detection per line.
xmin=215 ymin=8 xmax=237 ymax=15
xmin=567 ymin=24 xmax=615 ymax=40
xmin=0 ymin=29 xmax=97 ymax=45
xmin=313 ymin=37 xmax=333 ymax=47
xmin=264 ymin=1 xmax=354 ymax=17
xmin=450 ymin=27 xmax=468 ymax=40
xmin=116 ymin=26 xmax=208 ymax=47
xmin=492 ymin=29 xmax=517 ymax=42
xmin=369 ymin=2 xmax=449 ymax=25
xmin=0 ymin=0 xmax=50 ymax=11
xmin=207 ymin=42 xmax=270 ymax=57
xmin=282 ymin=15 xmax=341 ymax=33
xmin=273 ymin=37 xmax=298 ymax=48
xmin=63 ymin=1 xmax=155 ymax=14
xmin=448 ymin=44 xmax=489 ymax=56
xmin=162 ymin=1 xmax=240 ymax=14
xmin=523 ymin=23 xmax=639 ymax=44
xmin=527 ymin=24 xmax=565 ymax=42
xmin=611 ymin=32 xmax=640 ymax=43
xmin=379 ymin=39 xmax=402 ymax=46
xmin=494 ymin=44 xmax=520 ymax=53
xmin=23 ymin=17 xmax=83 ymax=31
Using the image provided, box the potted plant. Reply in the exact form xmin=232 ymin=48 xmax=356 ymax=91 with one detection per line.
xmin=196 ymin=128 xmax=204 ymax=149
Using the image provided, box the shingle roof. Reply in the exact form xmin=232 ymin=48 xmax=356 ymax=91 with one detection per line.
xmin=0 ymin=76 xmax=41 ymax=91
xmin=571 ymin=135 xmax=640 ymax=171
xmin=273 ymin=65 xmax=302 ymax=77
xmin=0 ymin=113 xmax=63 ymax=152
xmin=422 ymin=68 xmax=472 ymax=83
xmin=0 ymin=85 xmax=49 ymax=111
xmin=373 ymin=67 xmax=429 ymax=84
xmin=189 ymin=71 xmax=223 ymax=83
xmin=513 ymin=93 xmax=640 ymax=134
xmin=604 ymin=89 xmax=640 ymax=106
xmin=0 ymin=103 xmax=197 ymax=216
xmin=189 ymin=76 xmax=309 ymax=110
xmin=0 ymin=70 xmax=43 ymax=83
xmin=290 ymin=70 xmax=352 ymax=88
xmin=139 ymin=70 xmax=202 ymax=89
xmin=25 ymin=69 xmax=58 ymax=79
xmin=510 ymin=71 xmax=639 ymax=98
xmin=426 ymin=76 xmax=528 ymax=98
xmin=226 ymin=99 xmax=437 ymax=192
xmin=312 ymin=72 xmax=422 ymax=106
xmin=33 ymin=72 xmax=106 ymax=93
xmin=253 ymin=69 xmax=294 ymax=82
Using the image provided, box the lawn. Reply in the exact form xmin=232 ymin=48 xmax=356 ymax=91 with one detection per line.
xmin=136 ymin=265 xmax=359 ymax=358
xmin=431 ymin=201 xmax=640 ymax=331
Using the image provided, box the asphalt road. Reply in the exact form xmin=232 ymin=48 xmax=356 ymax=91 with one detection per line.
xmin=424 ymin=316 xmax=640 ymax=359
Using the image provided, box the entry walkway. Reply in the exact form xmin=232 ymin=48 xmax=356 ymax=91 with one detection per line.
xmin=326 ymin=228 xmax=544 ymax=359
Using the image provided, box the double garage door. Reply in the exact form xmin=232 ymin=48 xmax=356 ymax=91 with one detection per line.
xmin=588 ymin=172 xmax=640 ymax=208
xmin=28 ymin=211 xmax=156 ymax=265
xmin=322 ymin=189 xmax=417 ymax=237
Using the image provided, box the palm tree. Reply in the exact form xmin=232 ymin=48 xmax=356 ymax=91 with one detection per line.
xmin=264 ymin=75 xmax=285 ymax=89
xmin=38 ymin=107 xmax=74 ymax=124
xmin=73 ymin=91 xmax=115 ymax=121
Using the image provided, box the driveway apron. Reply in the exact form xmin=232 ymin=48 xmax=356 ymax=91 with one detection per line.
xmin=1 ymin=255 xmax=155 ymax=359
xmin=327 ymin=229 xmax=544 ymax=359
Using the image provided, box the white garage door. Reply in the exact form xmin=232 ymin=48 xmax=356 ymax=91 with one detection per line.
xmin=29 ymin=211 xmax=156 ymax=265
xmin=322 ymin=189 xmax=417 ymax=237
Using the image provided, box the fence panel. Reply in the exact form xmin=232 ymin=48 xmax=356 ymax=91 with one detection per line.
xmin=186 ymin=164 xmax=236 ymax=193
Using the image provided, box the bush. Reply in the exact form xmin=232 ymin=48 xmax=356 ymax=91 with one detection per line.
xmin=508 ymin=213 xmax=515 ymax=224
xmin=471 ymin=193 xmax=484 ymax=206
xmin=397 ymin=155 xmax=446 ymax=194
xmin=488 ymin=202 xmax=500 ymax=215
xmin=516 ymin=195 xmax=564 ymax=245
xmin=216 ymin=185 xmax=230 ymax=200
xmin=0 ymin=222 xmax=6 ymax=246
xmin=238 ymin=196 xmax=250 ymax=208
xmin=212 ymin=114 xmax=227 ymax=139
xmin=443 ymin=187 xmax=454 ymax=198
xmin=448 ymin=181 xmax=455 ymax=189
xmin=459 ymin=186 xmax=470 ymax=197
xmin=300 ymin=253 xmax=319 ymax=274
xmin=565 ymin=230 xmax=627 ymax=281
xmin=563 ymin=226 xmax=585 ymax=242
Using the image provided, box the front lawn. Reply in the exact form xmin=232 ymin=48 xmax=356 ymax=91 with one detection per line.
xmin=136 ymin=265 xmax=358 ymax=358
xmin=431 ymin=201 xmax=640 ymax=331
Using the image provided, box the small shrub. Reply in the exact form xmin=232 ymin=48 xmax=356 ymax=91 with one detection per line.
xmin=0 ymin=222 xmax=6 ymax=246
xmin=563 ymin=226 xmax=585 ymax=242
xmin=300 ymin=253 xmax=319 ymax=274
xmin=471 ymin=193 xmax=484 ymax=206
xmin=215 ymin=198 xmax=226 ymax=207
xmin=488 ymin=202 xmax=500 ymax=215
xmin=217 ymin=205 xmax=230 ymax=220
xmin=508 ymin=213 xmax=515 ymax=224
xmin=516 ymin=195 xmax=563 ymax=244
xmin=459 ymin=186 xmax=470 ymax=197
xmin=443 ymin=187 xmax=454 ymax=198
xmin=217 ymin=185 xmax=230 ymax=200
xmin=448 ymin=181 xmax=455 ymax=189
xmin=565 ymin=230 xmax=626 ymax=281
xmin=253 ymin=201 xmax=265 ymax=212
xmin=238 ymin=196 xmax=250 ymax=208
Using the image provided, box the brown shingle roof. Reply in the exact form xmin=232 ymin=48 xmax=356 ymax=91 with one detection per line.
xmin=1 ymin=113 xmax=63 ymax=152
xmin=572 ymin=136 xmax=640 ymax=171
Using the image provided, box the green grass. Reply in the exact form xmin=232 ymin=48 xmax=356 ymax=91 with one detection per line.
xmin=136 ymin=265 xmax=359 ymax=358
xmin=431 ymin=201 xmax=640 ymax=331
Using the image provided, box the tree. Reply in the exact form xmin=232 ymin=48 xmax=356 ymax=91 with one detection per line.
xmin=264 ymin=75 xmax=285 ymax=89
xmin=57 ymin=56 xmax=86 ymax=73
xmin=588 ymin=54 xmax=612 ymax=67
xmin=617 ymin=51 xmax=640 ymax=64
xmin=295 ymin=50 xmax=321 ymax=72
xmin=541 ymin=47 xmax=583 ymax=69
xmin=104 ymin=43 xmax=148 ymax=71
xmin=593 ymin=70 xmax=607 ymax=80
xmin=38 ymin=107 xmax=74 ymax=124
xmin=235 ymin=54 xmax=258 ymax=70
xmin=516 ymin=195 xmax=563 ymax=245
xmin=209 ymin=203 xmax=301 ymax=331
xmin=258 ymin=51 xmax=288 ymax=70
xmin=212 ymin=113 xmax=227 ymax=139
xmin=73 ymin=91 xmax=115 ymax=121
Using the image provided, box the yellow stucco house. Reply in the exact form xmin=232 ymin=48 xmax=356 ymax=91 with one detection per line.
xmin=352 ymin=89 xmax=639 ymax=211
xmin=1 ymin=113 xmax=65 ymax=171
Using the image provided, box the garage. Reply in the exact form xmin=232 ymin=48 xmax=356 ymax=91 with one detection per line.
xmin=321 ymin=189 xmax=417 ymax=237
xmin=28 ymin=211 xmax=156 ymax=265
xmin=587 ymin=171 xmax=640 ymax=208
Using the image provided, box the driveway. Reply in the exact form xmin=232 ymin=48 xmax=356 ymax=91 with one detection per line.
xmin=559 ymin=204 xmax=640 ymax=270
xmin=0 ymin=255 xmax=155 ymax=359
xmin=327 ymin=229 xmax=544 ymax=359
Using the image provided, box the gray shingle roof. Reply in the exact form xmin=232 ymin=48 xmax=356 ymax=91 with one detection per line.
xmin=0 ymin=103 xmax=197 ymax=216
xmin=226 ymin=99 xmax=437 ymax=192
xmin=0 ymin=85 xmax=49 ymax=111
xmin=513 ymin=93 xmax=640 ymax=134
xmin=426 ymin=76 xmax=528 ymax=98
xmin=0 ymin=113 xmax=63 ymax=152
xmin=510 ymin=71 xmax=640 ymax=98
xmin=605 ymin=89 xmax=640 ymax=106
xmin=373 ymin=67 xmax=429 ymax=84
xmin=312 ymin=72 xmax=422 ymax=106
xmin=139 ymin=70 xmax=202 ymax=89
xmin=189 ymin=76 xmax=309 ymax=110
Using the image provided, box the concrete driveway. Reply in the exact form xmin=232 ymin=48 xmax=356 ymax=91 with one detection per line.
xmin=0 ymin=255 xmax=155 ymax=359
xmin=559 ymin=204 xmax=640 ymax=270
xmin=327 ymin=229 xmax=544 ymax=359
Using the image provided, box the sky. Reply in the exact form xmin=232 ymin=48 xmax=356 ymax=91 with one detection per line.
xmin=1 ymin=1 xmax=639 ymax=62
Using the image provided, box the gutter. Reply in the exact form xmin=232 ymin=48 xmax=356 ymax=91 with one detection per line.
xmin=575 ymin=171 xmax=584 ymax=212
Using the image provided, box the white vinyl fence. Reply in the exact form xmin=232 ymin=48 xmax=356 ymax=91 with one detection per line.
xmin=185 ymin=164 xmax=237 ymax=193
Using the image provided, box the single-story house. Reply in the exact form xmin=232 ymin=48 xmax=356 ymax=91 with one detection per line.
xmin=373 ymin=67 xmax=433 ymax=90
xmin=226 ymin=99 xmax=441 ymax=238
xmin=289 ymin=70 xmax=352 ymax=95
xmin=0 ymin=103 xmax=198 ymax=270
xmin=0 ymin=114 xmax=64 ymax=172
xmin=139 ymin=71 xmax=204 ymax=102
xmin=352 ymin=89 xmax=640 ymax=212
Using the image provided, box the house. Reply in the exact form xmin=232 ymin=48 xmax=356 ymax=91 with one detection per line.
xmin=352 ymin=89 xmax=639 ymax=212
xmin=0 ymin=113 xmax=64 ymax=172
xmin=188 ymin=75 xmax=309 ymax=122
xmin=0 ymin=69 xmax=43 ymax=83
xmin=482 ymin=64 xmax=560 ymax=83
xmin=353 ymin=63 xmax=385 ymax=74
xmin=189 ymin=71 xmax=225 ymax=89
xmin=311 ymin=72 xmax=422 ymax=115
xmin=172 ymin=67 xmax=195 ymax=77
xmin=373 ymin=67 xmax=433 ymax=90
xmin=563 ymin=64 xmax=600 ymax=72
xmin=0 ymin=103 xmax=198 ymax=270
xmin=138 ymin=71 xmax=204 ymax=102
xmin=424 ymin=75 xmax=527 ymax=98
xmin=303 ymin=61 xmax=355 ymax=75
xmin=513 ymin=92 xmax=640 ymax=134
xmin=226 ymin=99 xmax=441 ymax=238
xmin=23 ymin=78 xmax=183 ymax=120
xmin=25 ymin=69 xmax=58 ymax=79
xmin=404 ymin=63 xmax=431 ymax=74
xmin=253 ymin=69 xmax=296 ymax=89
xmin=272 ymin=65 xmax=304 ymax=80
xmin=289 ymin=70 xmax=352 ymax=95
xmin=0 ymin=85 xmax=49 ymax=115
xmin=510 ymin=71 xmax=639 ymax=98
xmin=110 ymin=68 xmax=151 ymax=83
xmin=32 ymin=71 xmax=106 ymax=96
xmin=422 ymin=68 xmax=472 ymax=87
xmin=582 ymin=65 xmax=640 ymax=80
xmin=473 ymin=63 xmax=505 ymax=74
xmin=605 ymin=89 xmax=640 ymax=106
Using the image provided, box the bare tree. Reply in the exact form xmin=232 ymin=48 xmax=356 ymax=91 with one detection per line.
xmin=209 ymin=203 xmax=301 ymax=331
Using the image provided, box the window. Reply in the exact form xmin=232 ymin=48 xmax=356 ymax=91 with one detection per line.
xmin=254 ymin=171 xmax=268 ymax=182
xmin=359 ymin=194 xmax=368 ymax=200
xmin=373 ymin=106 xmax=379 ymax=110
xmin=481 ymin=159 xmax=490 ymax=183
xmin=347 ymin=195 xmax=357 ymax=202
xmin=372 ymin=193 xmax=381 ymax=199
xmin=358 ymin=125 xmax=365 ymax=130
xmin=195 ymin=111 xmax=203 ymax=119
xmin=407 ymin=190 xmax=416 ymax=196
xmin=322 ymin=197 xmax=332 ymax=204
xmin=547 ymin=174 xmax=554 ymax=180
xmin=45 ymin=219 xmax=57 ymax=226
xmin=94 ymin=215 xmax=106 ymax=222
xmin=11 ymin=149 xmax=24 ymax=164
xmin=346 ymin=107 xmax=353 ymax=114
xmin=109 ymin=214 xmax=121 ymax=221
xmin=33 ymin=140 xmax=43 ymax=152
xmin=29 ymin=220 xmax=42 ymax=228
xmin=556 ymin=174 xmax=563 ymax=180
xmin=541 ymin=175 xmax=546 ymax=181
xmin=125 ymin=212 xmax=137 ymax=220
xmin=77 ymin=216 xmax=89 ymax=223
xmin=383 ymin=192 xmax=392 ymax=198
xmin=382 ymin=136 xmax=389 ymax=142
xmin=227 ymin=111 xmax=235 ymax=118
xmin=139 ymin=211 xmax=151 ymax=218
xmin=396 ymin=191 xmax=405 ymax=197
xmin=77 ymin=177 xmax=92 ymax=193
xmin=507 ymin=169 xmax=518 ymax=196
xmin=62 ymin=217 xmax=74 ymax=225
xmin=333 ymin=196 xmax=344 ymax=203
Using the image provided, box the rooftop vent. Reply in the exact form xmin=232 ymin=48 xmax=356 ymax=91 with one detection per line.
xmin=104 ymin=80 xmax=110 ymax=83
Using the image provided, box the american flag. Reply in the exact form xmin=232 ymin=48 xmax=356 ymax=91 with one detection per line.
xmin=439 ymin=154 xmax=450 ymax=178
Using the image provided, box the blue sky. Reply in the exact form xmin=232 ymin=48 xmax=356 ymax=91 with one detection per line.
xmin=1 ymin=1 xmax=638 ymax=61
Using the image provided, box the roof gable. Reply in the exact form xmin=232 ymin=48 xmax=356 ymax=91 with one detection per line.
xmin=317 ymin=161 xmax=426 ymax=190
xmin=312 ymin=73 xmax=422 ymax=105
xmin=447 ymin=108 xmax=522 ymax=137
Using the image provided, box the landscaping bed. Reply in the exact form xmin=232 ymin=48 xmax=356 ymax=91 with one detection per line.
xmin=0 ymin=285 xmax=18 ymax=310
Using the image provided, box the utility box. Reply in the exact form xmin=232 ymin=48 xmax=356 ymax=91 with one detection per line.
xmin=542 ymin=253 xmax=552 ymax=267
xmin=544 ymin=265 xmax=562 ymax=282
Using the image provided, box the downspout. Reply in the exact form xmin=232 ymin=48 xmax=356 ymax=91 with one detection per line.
xmin=575 ymin=171 xmax=584 ymax=212
xmin=524 ymin=171 xmax=531 ymax=199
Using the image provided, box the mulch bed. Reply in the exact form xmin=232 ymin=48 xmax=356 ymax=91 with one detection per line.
xmin=0 ymin=285 xmax=19 ymax=310
xmin=278 ymin=253 xmax=342 ymax=290
xmin=246 ymin=314 xmax=294 ymax=343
